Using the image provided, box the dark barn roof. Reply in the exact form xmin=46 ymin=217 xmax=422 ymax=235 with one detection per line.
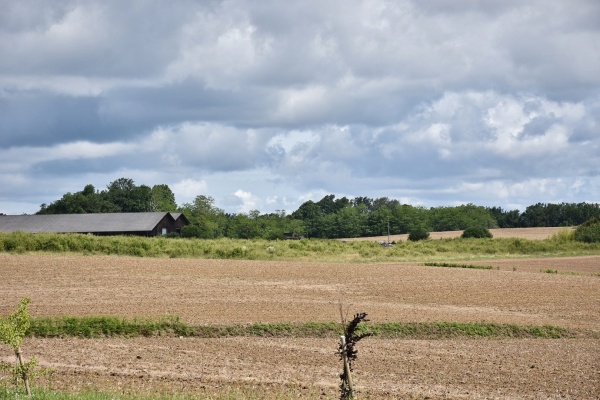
xmin=170 ymin=212 xmax=189 ymax=224
xmin=0 ymin=212 xmax=186 ymax=235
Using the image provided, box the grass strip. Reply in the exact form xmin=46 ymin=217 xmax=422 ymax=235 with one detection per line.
xmin=363 ymin=321 xmax=579 ymax=338
xmin=27 ymin=317 xmax=591 ymax=339
xmin=423 ymin=262 xmax=494 ymax=270
xmin=0 ymin=388 xmax=274 ymax=400
xmin=2 ymin=231 xmax=600 ymax=262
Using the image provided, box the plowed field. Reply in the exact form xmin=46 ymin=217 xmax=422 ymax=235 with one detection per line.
xmin=1 ymin=253 xmax=599 ymax=399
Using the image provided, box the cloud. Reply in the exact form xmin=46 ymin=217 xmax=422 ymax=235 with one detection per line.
xmin=0 ymin=0 xmax=599 ymax=215
xmin=171 ymin=179 xmax=208 ymax=205
xmin=233 ymin=189 xmax=260 ymax=213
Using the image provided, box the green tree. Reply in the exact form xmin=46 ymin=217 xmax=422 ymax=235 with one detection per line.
xmin=408 ymin=227 xmax=429 ymax=241
xmin=287 ymin=218 xmax=307 ymax=238
xmin=227 ymin=212 xmax=262 ymax=239
xmin=105 ymin=178 xmax=152 ymax=212
xmin=351 ymin=196 xmax=374 ymax=210
xmin=261 ymin=210 xmax=288 ymax=240
xmin=573 ymin=216 xmax=600 ymax=243
xmin=292 ymin=200 xmax=323 ymax=238
xmin=366 ymin=207 xmax=392 ymax=237
xmin=150 ymin=184 xmax=177 ymax=212
xmin=462 ymin=226 xmax=493 ymax=238
xmin=37 ymin=184 xmax=117 ymax=214
xmin=487 ymin=206 xmax=520 ymax=228
xmin=519 ymin=202 xmax=600 ymax=227
xmin=0 ymin=298 xmax=36 ymax=395
xmin=393 ymin=204 xmax=428 ymax=234
xmin=335 ymin=206 xmax=366 ymax=238
xmin=179 ymin=195 xmax=226 ymax=238
xmin=428 ymin=204 xmax=497 ymax=231
xmin=317 ymin=195 xmax=351 ymax=215
xmin=372 ymin=197 xmax=400 ymax=211
xmin=318 ymin=213 xmax=338 ymax=238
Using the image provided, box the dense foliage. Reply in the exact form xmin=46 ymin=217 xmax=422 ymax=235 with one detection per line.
xmin=573 ymin=216 xmax=600 ymax=243
xmin=37 ymin=178 xmax=177 ymax=214
xmin=25 ymin=177 xmax=600 ymax=240
xmin=461 ymin=226 xmax=493 ymax=239
xmin=408 ymin=228 xmax=430 ymax=241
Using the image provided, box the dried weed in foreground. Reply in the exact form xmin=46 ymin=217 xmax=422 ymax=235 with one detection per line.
xmin=338 ymin=309 xmax=372 ymax=400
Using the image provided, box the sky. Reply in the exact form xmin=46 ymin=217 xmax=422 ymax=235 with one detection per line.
xmin=1 ymin=0 xmax=599 ymax=215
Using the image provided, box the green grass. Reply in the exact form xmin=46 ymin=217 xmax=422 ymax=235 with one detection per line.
xmin=26 ymin=316 xmax=592 ymax=340
xmin=1 ymin=231 xmax=599 ymax=262
xmin=423 ymin=262 xmax=494 ymax=270
xmin=0 ymin=388 xmax=289 ymax=400
xmin=0 ymin=387 xmax=329 ymax=400
xmin=0 ymin=389 xmax=127 ymax=400
xmin=539 ymin=269 xmax=584 ymax=275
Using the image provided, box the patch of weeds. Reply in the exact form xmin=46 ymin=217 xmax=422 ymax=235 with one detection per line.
xmin=424 ymin=262 xmax=494 ymax=270
xmin=542 ymin=269 xmax=558 ymax=274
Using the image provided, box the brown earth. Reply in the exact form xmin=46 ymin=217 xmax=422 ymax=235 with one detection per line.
xmin=1 ymin=253 xmax=599 ymax=399
xmin=4 ymin=337 xmax=598 ymax=399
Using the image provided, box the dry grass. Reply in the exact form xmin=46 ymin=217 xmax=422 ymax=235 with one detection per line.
xmin=342 ymin=226 xmax=573 ymax=242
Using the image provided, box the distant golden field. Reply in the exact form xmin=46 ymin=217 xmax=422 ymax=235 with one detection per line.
xmin=342 ymin=226 xmax=573 ymax=242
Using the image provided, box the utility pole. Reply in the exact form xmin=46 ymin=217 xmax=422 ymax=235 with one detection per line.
xmin=387 ymin=218 xmax=391 ymax=244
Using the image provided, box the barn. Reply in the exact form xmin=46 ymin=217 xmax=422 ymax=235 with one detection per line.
xmin=0 ymin=212 xmax=189 ymax=236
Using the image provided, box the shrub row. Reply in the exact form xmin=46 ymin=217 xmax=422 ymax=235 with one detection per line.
xmin=574 ymin=216 xmax=600 ymax=243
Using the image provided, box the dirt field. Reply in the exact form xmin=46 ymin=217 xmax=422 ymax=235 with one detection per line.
xmin=1 ymin=252 xmax=599 ymax=399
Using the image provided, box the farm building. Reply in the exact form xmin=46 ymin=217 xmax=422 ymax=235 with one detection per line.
xmin=0 ymin=212 xmax=189 ymax=236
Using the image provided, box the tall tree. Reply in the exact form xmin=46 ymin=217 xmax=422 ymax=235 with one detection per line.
xmin=105 ymin=178 xmax=152 ymax=212
xmin=292 ymin=200 xmax=323 ymax=238
xmin=150 ymin=184 xmax=177 ymax=212
xmin=37 ymin=184 xmax=116 ymax=214
xmin=179 ymin=195 xmax=226 ymax=238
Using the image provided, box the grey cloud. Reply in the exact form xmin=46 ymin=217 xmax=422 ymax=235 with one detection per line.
xmin=1 ymin=0 xmax=599 ymax=214
xmin=269 ymin=91 xmax=600 ymax=193
xmin=0 ymin=91 xmax=109 ymax=147
xmin=521 ymin=116 xmax=558 ymax=138
xmin=0 ymin=1 xmax=197 ymax=77
xmin=0 ymin=0 xmax=73 ymax=33
xmin=31 ymin=157 xmax=120 ymax=177
xmin=0 ymin=81 xmax=274 ymax=147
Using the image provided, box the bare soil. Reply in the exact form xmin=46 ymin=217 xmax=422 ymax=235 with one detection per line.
xmin=1 ymin=252 xmax=599 ymax=399
xmin=4 ymin=337 xmax=598 ymax=399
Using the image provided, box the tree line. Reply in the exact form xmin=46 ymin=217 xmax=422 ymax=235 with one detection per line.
xmin=35 ymin=178 xmax=600 ymax=239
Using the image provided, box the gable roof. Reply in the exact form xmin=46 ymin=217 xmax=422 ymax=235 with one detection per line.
xmin=170 ymin=212 xmax=189 ymax=224
xmin=0 ymin=212 xmax=177 ymax=234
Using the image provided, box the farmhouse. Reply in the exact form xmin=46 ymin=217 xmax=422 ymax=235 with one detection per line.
xmin=0 ymin=212 xmax=189 ymax=236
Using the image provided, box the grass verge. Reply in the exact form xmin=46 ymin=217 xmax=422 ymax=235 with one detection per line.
xmin=1 ymin=231 xmax=600 ymax=262
xmin=0 ymin=387 xmax=310 ymax=400
xmin=27 ymin=316 xmax=594 ymax=340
